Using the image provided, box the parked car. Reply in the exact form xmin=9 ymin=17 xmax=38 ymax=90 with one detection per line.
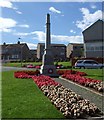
xmin=74 ymin=59 xmax=104 ymax=69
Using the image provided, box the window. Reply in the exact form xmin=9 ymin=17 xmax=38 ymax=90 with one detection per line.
xmin=60 ymin=52 xmax=64 ymax=55
xmin=12 ymin=55 xmax=19 ymax=59
xmin=100 ymin=46 xmax=104 ymax=50
xmin=84 ymin=61 xmax=92 ymax=64
xmin=84 ymin=60 xmax=98 ymax=64
xmin=95 ymin=46 xmax=100 ymax=51
xmin=2 ymin=49 xmax=8 ymax=53
xmin=86 ymin=47 xmax=90 ymax=50
xmin=90 ymin=47 xmax=94 ymax=50
xmin=62 ymin=47 xmax=65 ymax=49
xmin=91 ymin=61 xmax=98 ymax=64
xmin=77 ymin=60 xmax=83 ymax=63
xmin=94 ymin=46 xmax=104 ymax=51
xmin=74 ymin=46 xmax=77 ymax=49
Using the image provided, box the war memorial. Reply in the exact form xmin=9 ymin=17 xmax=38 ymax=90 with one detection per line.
xmin=40 ymin=14 xmax=59 ymax=77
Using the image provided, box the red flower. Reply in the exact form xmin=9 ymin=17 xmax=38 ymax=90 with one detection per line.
xmin=32 ymin=75 xmax=60 ymax=88
xmin=57 ymin=70 xmax=87 ymax=76
xmin=61 ymin=73 xmax=102 ymax=92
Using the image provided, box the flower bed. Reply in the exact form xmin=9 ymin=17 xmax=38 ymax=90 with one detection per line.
xmin=32 ymin=75 xmax=60 ymax=88
xmin=57 ymin=70 xmax=103 ymax=93
xmin=57 ymin=70 xmax=87 ymax=76
xmin=14 ymin=71 xmax=102 ymax=118
xmin=14 ymin=70 xmax=40 ymax=79
xmin=61 ymin=74 xmax=104 ymax=93
xmin=41 ymin=85 xmax=102 ymax=118
xmin=14 ymin=70 xmax=103 ymax=93
xmin=32 ymin=75 xmax=102 ymax=118
xmin=14 ymin=71 xmax=32 ymax=79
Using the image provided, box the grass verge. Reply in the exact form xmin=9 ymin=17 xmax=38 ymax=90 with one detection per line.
xmin=73 ymin=68 xmax=104 ymax=81
xmin=3 ymin=61 xmax=71 ymax=68
xmin=2 ymin=71 xmax=64 ymax=119
xmin=2 ymin=62 xmax=42 ymax=67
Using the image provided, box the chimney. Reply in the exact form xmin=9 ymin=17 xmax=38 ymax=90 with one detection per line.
xmin=17 ymin=41 xmax=20 ymax=44
xmin=3 ymin=42 xmax=6 ymax=45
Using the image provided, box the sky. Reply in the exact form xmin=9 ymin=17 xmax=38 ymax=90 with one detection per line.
xmin=0 ymin=0 xmax=103 ymax=49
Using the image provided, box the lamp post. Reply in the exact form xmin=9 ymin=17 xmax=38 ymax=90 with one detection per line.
xmin=18 ymin=37 xmax=22 ymax=67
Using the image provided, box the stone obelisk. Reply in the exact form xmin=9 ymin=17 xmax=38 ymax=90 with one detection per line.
xmin=40 ymin=13 xmax=59 ymax=77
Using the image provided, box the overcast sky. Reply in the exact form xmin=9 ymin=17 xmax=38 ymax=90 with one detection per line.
xmin=0 ymin=0 xmax=103 ymax=49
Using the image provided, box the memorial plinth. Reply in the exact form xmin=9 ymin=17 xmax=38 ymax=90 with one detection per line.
xmin=40 ymin=14 xmax=59 ymax=77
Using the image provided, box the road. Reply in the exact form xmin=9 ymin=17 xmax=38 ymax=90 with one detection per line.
xmin=1 ymin=66 xmax=36 ymax=72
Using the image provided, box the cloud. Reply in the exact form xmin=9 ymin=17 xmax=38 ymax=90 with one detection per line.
xmin=0 ymin=17 xmax=17 ymax=32
xmin=16 ymin=11 xmax=22 ymax=14
xmin=76 ymin=8 xmax=102 ymax=30
xmin=52 ymin=34 xmax=83 ymax=43
xmin=61 ymin=14 xmax=64 ymax=17
xmin=0 ymin=0 xmax=18 ymax=10
xmin=0 ymin=1 xmax=13 ymax=8
xmin=31 ymin=31 xmax=46 ymax=42
xmin=14 ymin=31 xmax=83 ymax=44
xmin=0 ymin=19 xmax=29 ymax=33
xmin=26 ymin=42 xmax=37 ymax=49
xmin=14 ymin=31 xmax=45 ymax=42
xmin=90 ymin=5 xmax=97 ymax=9
xmin=70 ymin=29 xmax=76 ymax=34
xmin=49 ymin=7 xmax=61 ymax=14
xmin=14 ymin=32 xmax=31 ymax=36
xmin=0 ymin=0 xmax=23 ymax=15
xmin=18 ymin=24 xmax=29 ymax=28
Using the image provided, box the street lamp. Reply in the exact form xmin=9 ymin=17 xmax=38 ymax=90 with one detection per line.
xmin=18 ymin=37 xmax=22 ymax=67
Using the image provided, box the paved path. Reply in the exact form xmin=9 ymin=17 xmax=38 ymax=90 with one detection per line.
xmin=54 ymin=77 xmax=104 ymax=113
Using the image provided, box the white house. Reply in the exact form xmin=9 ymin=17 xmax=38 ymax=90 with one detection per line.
xmin=82 ymin=19 xmax=104 ymax=58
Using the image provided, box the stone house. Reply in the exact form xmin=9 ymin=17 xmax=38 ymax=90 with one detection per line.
xmin=66 ymin=43 xmax=84 ymax=59
xmin=29 ymin=49 xmax=37 ymax=61
xmin=37 ymin=43 xmax=66 ymax=61
xmin=1 ymin=42 xmax=31 ymax=62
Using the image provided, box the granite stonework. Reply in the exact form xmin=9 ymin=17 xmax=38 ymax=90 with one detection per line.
xmin=40 ymin=14 xmax=59 ymax=77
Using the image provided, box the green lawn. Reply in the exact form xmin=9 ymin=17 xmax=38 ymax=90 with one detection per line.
xmin=2 ymin=71 xmax=64 ymax=119
xmin=55 ymin=61 xmax=71 ymax=67
xmin=1 ymin=67 xmax=103 ymax=118
xmin=73 ymin=68 xmax=103 ymax=81
xmin=2 ymin=62 xmax=42 ymax=67
xmin=3 ymin=61 xmax=71 ymax=67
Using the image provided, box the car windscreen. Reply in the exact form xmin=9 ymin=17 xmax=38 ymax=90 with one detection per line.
xmin=76 ymin=60 xmax=83 ymax=63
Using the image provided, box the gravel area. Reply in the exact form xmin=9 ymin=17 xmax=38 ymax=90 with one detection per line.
xmin=54 ymin=77 xmax=104 ymax=113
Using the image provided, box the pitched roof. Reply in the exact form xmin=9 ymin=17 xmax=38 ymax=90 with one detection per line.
xmin=1 ymin=43 xmax=29 ymax=49
xmin=82 ymin=19 xmax=103 ymax=33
